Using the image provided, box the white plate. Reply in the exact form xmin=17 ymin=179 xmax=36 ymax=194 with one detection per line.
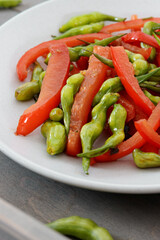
xmin=0 ymin=0 xmax=160 ymax=194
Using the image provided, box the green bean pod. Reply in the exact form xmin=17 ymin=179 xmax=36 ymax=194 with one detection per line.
xmin=133 ymin=149 xmax=160 ymax=168
xmin=39 ymin=71 xmax=46 ymax=88
xmin=0 ymin=0 xmax=21 ymax=8
xmin=133 ymin=59 xmax=149 ymax=76
xmin=47 ymin=216 xmax=113 ymax=240
xmin=41 ymin=121 xmax=66 ymax=155
xmin=59 ymin=11 xmax=126 ymax=33
xmin=55 ymin=22 xmax=104 ymax=40
xmin=61 ymin=73 xmax=84 ymax=135
xmin=92 ymin=77 xmax=123 ymax=107
xmin=80 ymin=93 xmax=119 ymax=174
xmin=141 ymin=21 xmax=160 ymax=61
xmin=140 ymin=81 xmax=160 ymax=92
xmin=15 ymin=62 xmax=43 ymax=101
xmin=49 ymin=108 xmax=64 ymax=122
xmin=78 ymin=104 xmax=127 ymax=159
xmin=143 ymin=89 xmax=160 ymax=105
xmin=15 ymin=82 xmax=40 ymax=101
xmin=92 ymin=67 xmax=160 ymax=107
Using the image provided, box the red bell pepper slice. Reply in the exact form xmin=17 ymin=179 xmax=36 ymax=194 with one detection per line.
xmin=122 ymin=31 xmax=160 ymax=49
xmin=76 ymin=56 xmax=89 ymax=70
xmin=94 ymin=102 xmax=160 ymax=163
xmin=66 ymin=46 xmax=112 ymax=156
xmin=141 ymin=142 xmax=159 ymax=154
xmin=156 ymin=50 xmax=160 ymax=67
xmin=110 ymin=46 xmax=155 ymax=116
xmin=118 ymin=91 xmax=135 ymax=122
xmin=121 ymin=41 xmax=152 ymax=60
xmin=16 ymin=33 xmax=110 ymax=81
xmin=100 ymin=18 xmax=160 ymax=34
xmin=135 ymin=119 xmax=160 ymax=148
xmin=16 ymin=43 xmax=70 ymax=136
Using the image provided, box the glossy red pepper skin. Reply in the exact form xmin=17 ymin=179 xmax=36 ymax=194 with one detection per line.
xmin=94 ymin=102 xmax=160 ymax=163
xmin=100 ymin=18 xmax=160 ymax=33
xmin=111 ymin=46 xmax=155 ymax=116
xmin=66 ymin=46 xmax=112 ymax=156
xmin=122 ymin=31 xmax=160 ymax=49
xmin=16 ymin=33 xmax=110 ymax=81
xmin=135 ymin=119 xmax=160 ymax=148
xmin=16 ymin=43 xmax=70 ymax=136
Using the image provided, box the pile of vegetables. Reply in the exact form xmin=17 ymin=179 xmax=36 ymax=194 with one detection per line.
xmin=15 ymin=12 xmax=160 ymax=174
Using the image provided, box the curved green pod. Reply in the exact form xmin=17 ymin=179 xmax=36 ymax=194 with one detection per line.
xmin=80 ymin=93 xmax=119 ymax=174
xmin=61 ymin=73 xmax=84 ymax=135
xmin=47 ymin=216 xmax=113 ymax=240
xmin=78 ymin=104 xmax=127 ymax=159
xmin=133 ymin=149 xmax=160 ymax=168
xmin=55 ymin=22 xmax=104 ymax=40
xmin=59 ymin=11 xmax=126 ymax=33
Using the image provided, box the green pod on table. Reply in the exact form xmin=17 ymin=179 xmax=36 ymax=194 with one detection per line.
xmin=78 ymin=104 xmax=127 ymax=159
xmin=41 ymin=121 xmax=66 ymax=155
xmin=31 ymin=61 xmax=44 ymax=82
xmin=80 ymin=93 xmax=119 ymax=174
xmin=49 ymin=108 xmax=64 ymax=122
xmin=55 ymin=22 xmax=104 ymax=40
xmin=0 ymin=0 xmax=21 ymax=8
xmin=59 ymin=11 xmax=126 ymax=33
xmin=133 ymin=149 xmax=160 ymax=168
xmin=47 ymin=216 xmax=113 ymax=240
xmin=61 ymin=73 xmax=84 ymax=135
xmin=140 ymin=81 xmax=160 ymax=92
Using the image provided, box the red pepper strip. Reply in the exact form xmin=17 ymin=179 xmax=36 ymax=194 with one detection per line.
xmin=76 ymin=56 xmax=89 ymax=70
xmin=122 ymin=31 xmax=160 ymax=49
xmin=141 ymin=142 xmax=159 ymax=154
xmin=94 ymin=102 xmax=160 ymax=163
xmin=121 ymin=41 xmax=152 ymax=60
xmin=135 ymin=119 xmax=160 ymax=148
xmin=118 ymin=91 xmax=135 ymax=122
xmin=100 ymin=18 xmax=160 ymax=34
xmin=17 ymin=33 xmax=110 ymax=81
xmin=156 ymin=50 xmax=160 ymax=67
xmin=111 ymin=46 xmax=155 ymax=116
xmin=16 ymin=43 xmax=70 ymax=136
xmin=69 ymin=62 xmax=80 ymax=76
xmin=131 ymin=15 xmax=141 ymax=32
xmin=66 ymin=46 xmax=111 ymax=156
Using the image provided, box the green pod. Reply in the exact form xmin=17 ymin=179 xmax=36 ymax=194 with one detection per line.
xmin=49 ymin=108 xmax=64 ymax=122
xmin=15 ymin=81 xmax=40 ymax=101
xmin=133 ymin=59 xmax=149 ymax=76
xmin=0 ymin=0 xmax=21 ymax=8
xmin=59 ymin=11 xmax=126 ymax=33
xmin=78 ymin=104 xmax=127 ymax=159
xmin=61 ymin=73 xmax=84 ymax=135
xmin=31 ymin=61 xmax=43 ymax=82
xmin=140 ymin=81 xmax=160 ymax=92
xmin=80 ymin=93 xmax=119 ymax=174
xmin=148 ymin=63 xmax=157 ymax=71
xmin=47 ymin=216 xmax=113 ymax=240
xmin=141 ymin=21 xmax=160 ymax=61
xmin=41 ymin=121 xmax=66 ymax=155
xmin=39 ymin=71 xmax=46 ymax=89
xmin=133 ymin=149 xmax=160 ymax=168
xmin=55 ymin=22 xmax=104 ymax=40
xmin=44 ymin=52 xmax=51 ymax=65
xmin=143 ymin=89 xmax=160 ymax=105
xmin=92 ymin=77 xmax=123 ymax=107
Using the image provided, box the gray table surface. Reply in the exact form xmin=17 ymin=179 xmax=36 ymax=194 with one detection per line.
xmin=0 ymin=1 xmax=160 ymax=240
